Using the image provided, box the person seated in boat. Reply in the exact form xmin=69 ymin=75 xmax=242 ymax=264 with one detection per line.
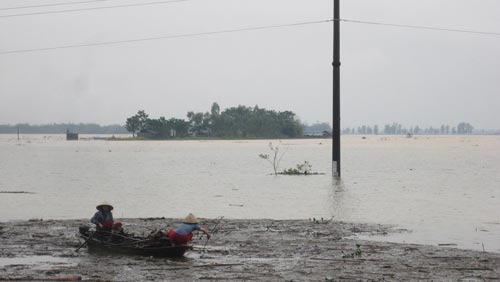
xmin=109 ymin=221 xmax=127 ymax=242
xmin=167 ymin=213 xmax=210 ymax=246
xmin=112 ymin=221 xmax=124 ymax=235
xmin=90 ymin=201 xmax=122 ymax=233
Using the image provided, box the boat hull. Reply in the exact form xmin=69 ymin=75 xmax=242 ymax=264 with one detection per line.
xmin=80 ymin=231 xmax=191 ymax=258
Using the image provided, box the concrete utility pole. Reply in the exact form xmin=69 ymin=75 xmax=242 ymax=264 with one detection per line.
xmin=332 ymin=0 xmax=341 ymax=177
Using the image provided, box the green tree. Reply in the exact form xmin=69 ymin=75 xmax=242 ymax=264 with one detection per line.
xmin=168 ymin=118 xmax=190 ymax=137
xmin=125 ymin=104 xmax=306 ymax=139
xmin=136 ymin=110 xmax=149 ymax=132
xmin=187 ymin=111 xmax=205 ymax=136
xmin=211 ymin=102 xmax=220 ymax=117
xmin=125 ymin=116 xmax=141 ymax=137
xmin=457 ymin=122 xmax=474 ymax=134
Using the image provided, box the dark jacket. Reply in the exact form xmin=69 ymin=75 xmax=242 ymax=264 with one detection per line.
xmin=90 ymin=210 xmax=113 ymax=226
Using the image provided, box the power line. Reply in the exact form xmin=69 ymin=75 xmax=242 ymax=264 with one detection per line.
xmin=340 ymin=19 xmax=500 ymax=37
xmin=0 ymin=0 xmax=191 ymax=18
xmin=2 ymin=17 xmax=499 ymax=56
xmin=3 ymin=0 xmax=500 ymax=39
xmin=0 ymin=0 xmax=110 ymax=11
xmin=0 ymin=19 xmax=333 ymax=55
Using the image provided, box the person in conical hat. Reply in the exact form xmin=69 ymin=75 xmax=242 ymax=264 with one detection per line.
xmin=96 ymin=201 xmax=113 ymax=211
xmin=167 ymin=213 xmax=210 ymax=246
xmin=183 ymin=213 xmax=199 ymax=224
xmin=90 ymin=201 xmax=122 ymax=232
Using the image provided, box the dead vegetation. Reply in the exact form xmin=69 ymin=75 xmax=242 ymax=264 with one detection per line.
xmin=1 ymin=218 xmax=499 ymax=281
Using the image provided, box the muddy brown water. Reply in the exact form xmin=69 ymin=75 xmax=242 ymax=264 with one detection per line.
xmin=1 ymin=135 xmax=500 ymax=252
xmin=1 ymin=218 xmax=499 ymax=281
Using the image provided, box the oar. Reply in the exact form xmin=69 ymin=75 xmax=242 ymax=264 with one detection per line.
xmin=200 ymin=216 xmax=224 ymax=257
xmin=210 ymin=216 xmax=224 ymax=234
xmin=75 ymin=232 xmax=94 ymax=252
xmin=199 ymin=216 xmax=224 ymax=239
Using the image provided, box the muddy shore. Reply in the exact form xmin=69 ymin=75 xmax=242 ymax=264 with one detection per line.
xmin=1 ymin=218 xmax=499 ymax=281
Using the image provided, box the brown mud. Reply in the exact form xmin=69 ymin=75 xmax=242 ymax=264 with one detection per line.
xmin=1 ymin=218 xmax=499 ymax=281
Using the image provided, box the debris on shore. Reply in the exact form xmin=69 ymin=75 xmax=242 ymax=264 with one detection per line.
xmin=1 ymin=218 xmax=499 ymax=281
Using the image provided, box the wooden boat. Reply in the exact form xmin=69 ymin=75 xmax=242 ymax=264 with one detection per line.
xmin=79 ymin=227 xmax=192 ymax=258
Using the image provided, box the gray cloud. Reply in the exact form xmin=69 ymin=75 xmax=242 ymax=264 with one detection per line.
xmin=0 ymin=0 xmax=499 ymax=129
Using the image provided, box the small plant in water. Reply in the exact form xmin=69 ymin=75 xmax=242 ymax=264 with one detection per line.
xmin=282 ymin=161 xmax=313 ymax=175
xmin=260 ymin=144 xmax=322 ymax=175
xmin=259 ymin=141 xmax=286 ymax=175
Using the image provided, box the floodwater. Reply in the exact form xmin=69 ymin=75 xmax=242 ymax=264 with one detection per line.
xmin=0 ymin=134 xmax=499 ymax=252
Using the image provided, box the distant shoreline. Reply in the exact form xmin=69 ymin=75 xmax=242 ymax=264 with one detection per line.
xmin=94 ymin=134 xmax=500 ymax=141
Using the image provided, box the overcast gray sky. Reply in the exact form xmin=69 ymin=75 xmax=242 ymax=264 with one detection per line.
xmin=0 ymin=0 xmax=499 ymax=129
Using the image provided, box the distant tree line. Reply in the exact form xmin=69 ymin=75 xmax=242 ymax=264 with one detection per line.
xmin=303 ymin=122 xmax=332 ymax=135
xmin=342 ymin=122 xmax=476 ymax=135
xmin=0 ymin=123 xmax=127 ymax=134
xmin=125 ymin=103 xmax=304 ymax=139
xmin=1 ymin=119 xmax=493 ymax=137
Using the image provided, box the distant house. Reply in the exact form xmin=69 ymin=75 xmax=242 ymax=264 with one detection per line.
xmin=66 ymin=129 xmax=78 ymax=140
xmin=303 ymin=130 xmax=332 ymax=138
xmin=137 ymin=130 xmax=160 ymax=139
xmin=138 ymin=128 xmax=178 ymax=139
xmin=187 ymin=128 xmax=211 ymax=137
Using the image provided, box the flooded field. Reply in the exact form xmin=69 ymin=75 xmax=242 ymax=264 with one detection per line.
xmin=1 ymin=218 xmax=500 ymax=281
xmin=0 ymin=134 xmax=499 ymax=252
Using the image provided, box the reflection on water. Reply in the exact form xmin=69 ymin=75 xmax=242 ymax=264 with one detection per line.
xmin=0 ymin=134 xmax=499 ymax=252
xmin=330 ymin=178 xmax=346 ymax=220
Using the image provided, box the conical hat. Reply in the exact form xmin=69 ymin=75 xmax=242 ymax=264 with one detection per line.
xmin=183 ymin=213 xmax=199 ymax=224
xmin=96 ymin=201 xmax=114 ymax=211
